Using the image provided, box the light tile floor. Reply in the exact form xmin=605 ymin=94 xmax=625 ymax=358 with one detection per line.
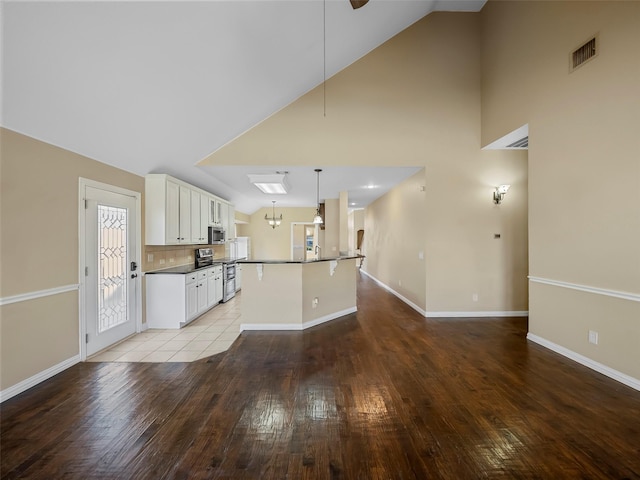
xmin=88 ymin=294 xmax=242 ymax=363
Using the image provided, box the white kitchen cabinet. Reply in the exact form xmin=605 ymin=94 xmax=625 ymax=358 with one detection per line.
xmin=146 ymin=175 xmax=192 ymax=245
xmin=146 ymin=267 xmax=221 ymax=329
xmin=209 ymin=197 xmax=224 ymax=227
xmin=185 ymin=274 xmax=199 ymax=320
xmin=235 ymin=263 xmax=242 ymax=291
xmin=207 ymin=265 xmax=223 ymax=307
xmin=190 ymin=190 xmax=208 ymax=244
xmin=219 ymin=202 xmax=229 ymax=234
xmin=226 ymin=204 xmax=235 ymax=240
xmin=200 ymin=194 xmax=210 ymax=241
xmin=146 ymin=174 xmax=233 ymax=245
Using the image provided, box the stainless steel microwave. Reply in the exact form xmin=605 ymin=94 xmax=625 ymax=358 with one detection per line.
xmin=208 ymin=226 xmax=225 ymax=244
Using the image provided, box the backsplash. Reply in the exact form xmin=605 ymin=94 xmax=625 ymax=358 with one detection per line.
xmin=143 ymin=244 xmax=226 ymax=272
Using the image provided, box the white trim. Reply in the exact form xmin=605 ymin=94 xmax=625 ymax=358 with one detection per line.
xmin=527 ymin=333 xmax=640 ymax=392
xmin=361 ymin=270 xmax=528 ymax=318
xmin=529 ymin=276 xmax=640 ymax=302
xmin=78 ymin=178 xmax=143 ymax=361
xmin=0 ymin=284 xmax=79 ymax=306
xmin=425 ymin=311 xmax=529 ymax=318
xmin=0 ymin=354 xmax=81 ymax=403
xmin=360 ymin=269 xmax=427 ymax=316
xmin=240 ymin=306 xmax=357 ymax=332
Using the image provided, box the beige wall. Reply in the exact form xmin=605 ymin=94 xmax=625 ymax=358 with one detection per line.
xmin=322 ymin=199 xmax=340 ymax=256
xmin=364 ymin=170 xmax=429 ymax=310
xmin=242 ymin=206 xmax=317 ymax=260
xmin=481 ymin=1 xmax=640 ymax=378
xmin=0 ymin=128 xmax=144 ymax=391
xmin=240 ymin=259 xmax=357 ymax=327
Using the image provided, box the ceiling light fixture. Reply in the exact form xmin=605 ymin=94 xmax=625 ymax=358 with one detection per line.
xmin=493 ymin=184 xmax=511 ymax=204
xmin=248 ymin=173 xmax=289 ymax=194
xmin=265 ymin=201 xmax=283 ymax=229
xmin=313 ymin=169 xmax=323 ymax=224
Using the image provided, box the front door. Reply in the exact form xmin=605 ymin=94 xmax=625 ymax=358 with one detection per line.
xmin=83 ymin=184 xmax=139 ymax=356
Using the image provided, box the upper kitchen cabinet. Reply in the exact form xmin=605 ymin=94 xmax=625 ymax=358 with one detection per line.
xmin=145 ymin=174 xmax=232 ymax=245
xmin=226 ymin=204 xmax=235 ymax=240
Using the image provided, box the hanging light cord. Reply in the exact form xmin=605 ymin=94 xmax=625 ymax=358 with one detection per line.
xmin=323 ymin=0 xmax=326 ymax=117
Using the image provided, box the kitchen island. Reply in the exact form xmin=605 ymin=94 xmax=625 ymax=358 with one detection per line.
xmin=238 ymin=255 xmax=360 ymax=331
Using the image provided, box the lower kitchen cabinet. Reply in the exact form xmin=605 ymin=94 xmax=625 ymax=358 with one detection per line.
xmin=146 ymin=267 xmax=221 ymax=329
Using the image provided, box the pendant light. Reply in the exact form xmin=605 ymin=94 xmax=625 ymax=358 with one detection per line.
xmin=313 ymin=169 xmax=323 ymax=224
xmin=265 ymin=201 xmax=282 ymax=229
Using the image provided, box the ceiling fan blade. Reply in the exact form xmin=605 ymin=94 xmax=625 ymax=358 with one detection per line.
xmin=349 ymin=0 xmax=370 ymax=9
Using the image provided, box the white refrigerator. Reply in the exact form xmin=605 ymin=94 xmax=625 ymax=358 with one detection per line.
xmin=230 ymin=237 xmax=250 ymax=291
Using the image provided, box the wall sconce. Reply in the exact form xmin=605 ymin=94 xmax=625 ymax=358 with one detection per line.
xmin=493 ymin=184 xmax=511 ymax=204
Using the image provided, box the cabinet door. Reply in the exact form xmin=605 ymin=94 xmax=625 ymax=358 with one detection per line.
xmin=215 ymin=273 xmax=223 ymax=303
xmin=197 ymin=280 xmax=208 ymax=313
xmin=179 ymin=186 xmax=191 ymax=243
xmin=200 ymin=195 xmax=209 ymax=242
xmin=209 ymin=198 xmax=217 ymax=226
xmin=165 ymin=180 xmax=180 ymax=244
xmin=186 ymin=281 xmax=198 ymax=320
xmin=191 ymin=190 xmax=207 ymax=244
xmin=235 ymin=264 xmax=242 ymax=291
xmin=207 ymin=275 xmax=217 ymax=308
xmin=219 ymin=202 xmax=228 ymax=233
xmin=227 ymin=205 xmax=235 ymax=240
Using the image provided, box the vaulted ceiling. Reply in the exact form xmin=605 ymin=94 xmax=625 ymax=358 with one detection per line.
xmin=1 ymin=0 xmax=486 ymax=213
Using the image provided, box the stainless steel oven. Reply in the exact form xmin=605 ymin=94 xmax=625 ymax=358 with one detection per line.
xmin=222 ymin=262 xmax=236 ymax=302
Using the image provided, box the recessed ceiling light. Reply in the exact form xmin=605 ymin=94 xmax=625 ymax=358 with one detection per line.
xmin=248 ymin=173 xmax=289 ymax=194
xmin=364 ymin=184 xmax=377 ymax=189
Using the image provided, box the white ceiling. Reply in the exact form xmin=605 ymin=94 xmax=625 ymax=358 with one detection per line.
xmin=1 ymin=0 xmax=486 ymax=214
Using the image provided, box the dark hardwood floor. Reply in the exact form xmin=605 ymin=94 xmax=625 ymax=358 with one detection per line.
xmin=2 ymin=273 xmax=640 ymax=479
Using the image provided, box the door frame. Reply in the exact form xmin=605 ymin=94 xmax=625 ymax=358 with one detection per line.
xmin=290 ymin=222 xmax=319 ymax=261
xmin=78 ymin=178 xmax=142 ymax=361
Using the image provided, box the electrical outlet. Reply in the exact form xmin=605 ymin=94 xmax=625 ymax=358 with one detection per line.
xmin=147 ymin=253 xmax=154 ymax=262
xmin=159 ymin=259 xmax=165 ymax=265
xmin=312 ymin=297 xmax=319 ymax=309
xmin=588 ymin=330 xmax=599 ymax=345
xmin=472 ymin=293 xmax=478 ymax=302
xmin=418 ymin=251 xmax=424 ymax=260
xmin=398 ymin=280 xmax=402 ymax=287
xmin=169 ymin=257 xmax=175 ymax=263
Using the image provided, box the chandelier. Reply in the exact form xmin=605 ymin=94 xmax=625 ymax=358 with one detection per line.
xmin=265 ymin=201 xmax=282 ymax=229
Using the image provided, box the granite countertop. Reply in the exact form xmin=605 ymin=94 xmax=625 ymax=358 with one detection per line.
xmin=145 ymin=257 xmax=245 ymax=275
xmin=238 ymin=253 xmax=363 ymax=265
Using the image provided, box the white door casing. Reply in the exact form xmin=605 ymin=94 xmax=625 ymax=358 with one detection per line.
xmin=79 ymin=179 xmax=142 ymax=359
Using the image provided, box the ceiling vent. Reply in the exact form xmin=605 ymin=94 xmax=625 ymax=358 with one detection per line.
xmin=506 ymin=137 xmax=528 ymax=149
xmin=571 ymin=36 xmax=598 ymax=72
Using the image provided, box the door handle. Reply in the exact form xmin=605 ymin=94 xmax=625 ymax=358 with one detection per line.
xmin=131 ymin=261 xmax=138 ymax=271
xmin=131 ymin=273 xmax=138 ymax=279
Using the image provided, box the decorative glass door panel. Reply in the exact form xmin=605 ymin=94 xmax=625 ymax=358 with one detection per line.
xmin=98 ymin=205 xmax=128 ymax=333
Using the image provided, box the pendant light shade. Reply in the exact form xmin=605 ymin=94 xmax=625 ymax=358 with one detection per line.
xmin=313 ymin=169 xmax=323 ymax=224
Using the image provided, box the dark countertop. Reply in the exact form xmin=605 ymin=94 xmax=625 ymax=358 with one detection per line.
xmin=145 ymin=257 xmax=245 ymax=275
xmin=238 ymin=254 xmax=363 ymax=265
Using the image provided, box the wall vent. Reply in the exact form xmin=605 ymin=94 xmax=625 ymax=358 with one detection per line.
xmin=506 ymin=137 xmax=528 ymax=149
xmin=571 ymin=36 xmax=598 ymax=72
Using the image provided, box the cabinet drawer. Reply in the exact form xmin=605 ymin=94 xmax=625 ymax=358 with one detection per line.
xmin=198 ymin=270 xmax=208 ymax=280
xmin=186 ymin=273 xmax=198 ymax=285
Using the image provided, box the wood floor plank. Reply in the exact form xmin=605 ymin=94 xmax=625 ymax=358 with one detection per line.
xmin=2 ymin=273 xmax=640 ymax=479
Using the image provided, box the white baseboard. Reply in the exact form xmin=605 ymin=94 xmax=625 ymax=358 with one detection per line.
xmin=0 ymin=354 xmax=81 ymax=403
xmin=360 ymin=269 xmax=528 ymax=319
xmin=527 ymin=333 xmax=640 ymax=392
xmin=240 ymin=306 xmax=357 ymax=332
xmin=426 ymin=311 xmax=529 ymax=318
xmin=360 ymin=270 xmax=427 ymax=316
